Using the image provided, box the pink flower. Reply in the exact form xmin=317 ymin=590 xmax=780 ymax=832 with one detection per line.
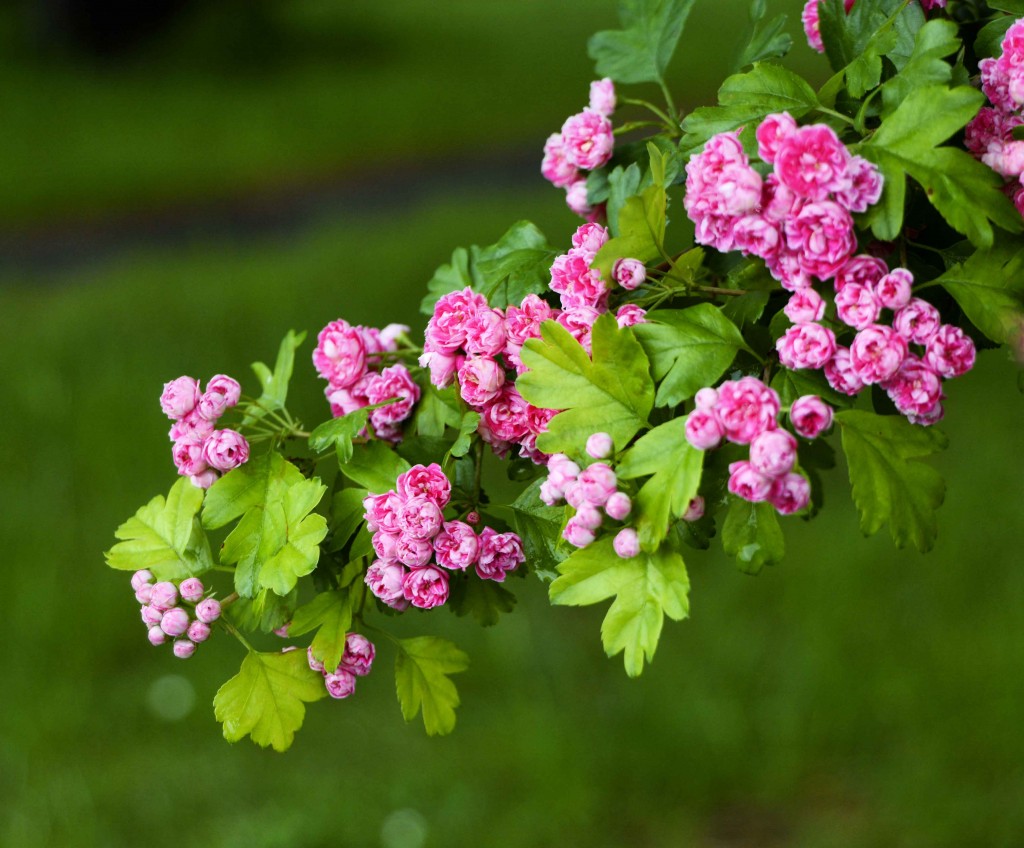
xmin=613 ymin=258 xmax=646 ymax=290
xmin=325 ymin=373 xmax=372 ymax=418
xmin=784 ymin=200 xmax=856 ymax=280
xmin=190 ymin=469 xmax=219 ymax=490
xmin=365 ymin=560 xmax=408 ymax=608
xmin=550 ymin=249 xmax=609 ymax=310
xmin=199 ymin=374 xmax=241 ymax=418
xmin=505 ymin=294 xmax=556 ymax=346
xmin=340 ymin=633 xmax=375 ymax=677
xmin=458 ymin=356 xmax=505 ymax=407
xmin=749 ymin=429 xmax=798 ymax=477
xmin=372 ymin=530 xmax=399 ymax=562
xmin=397 ymin=463 xmax=452 ymax=507
xmin=577 ymin=463 xmax=618 ymax=506
xmin=566 ymin=180 xmax=593 ymax=217
xmin=874 ymin=268 xmax=913 ymax=311
xmin=802 ymin=0 xmax=854 ymax=52
xmin=398 ymin=496 xmax=444 ymax=541
xmin=589 ymin=78 xmax=616 ymax=116
xmin=775 ymin=124 xmax=851 ymax=200
xmin=834 ymin=156 xmax=884 ymax=213
xmin=562 ymin=517 xmax=596 ymax=549
xmin=893 ymin=298 xmax=942 ymax=345
xmin=313 ymin=320 xmax=367 ymax=389
xmin=147 ymin=626 xmax=167 ymax=646
xmin=776 ymin=323 xmax=837 ymax=370
xmin=203 ymin=429 xmax=249 ymax=472
xmin=547 ymin=454 xmax=580 ymax=490
xmin=160 ymin=377 xmax=201 ymax=420
xmin=925 ymin=325 xmax=976 ymax=378
xmin=426 ymin=288 xmax=489 ymax=354
xmin=395 ymin=535 xmax=434 ymax=569
xmin=365 ymin=364 xmax=420 ymax=440
xmin=574 ymin=503 xmax=603 ymax=531
xmin=613 ymin=528 xmax=640 ymax=559
xmin=364 ymin=491 xmax=405 ymax=534
xmin=173 ymin=439 xmax=208 ymax=477
xmin=882 ymin=355 xmax=944 ymax=422
xmin=835 ymin=282 xmax=882 ymax=329
xmin=476 ymin=528 xmax=525 ymax=581
xmin=324 ymin=670 xmax=357 ymax=699
xmin=542 ymin=133 xmax=579 ymax=189
xmin=131 ymin=570 xmax=153 ymax=591
xmin=140 ymin=604 xmax=163 ymax=627
xmin=728 ymin=461 xmax=774 ymax=502
xmin=615 ymin=304 xmax=648 ymax=328
xmin=605 ymin=491 xmax=632 ymax=521
xmin=160 ymin=607 xmax=190 ymax=638
xmin=850 ymin=325 xmax=908 ymax=384
xmin=733 ymin=215 xmax=782 ymax=260
xmin=695 ymin=388 xmax=719 ymax=409
xmin=717 ymin=377 xmax=781 ymax=445
xmin=561 ymin=110 xmax=614 ymax=171
xmin=683 ymin=497 xmax=705 ymax=522
xmin=756 ymin=113 xmax=798 ymax=164
xmin=556 ymin=307 xmax=602 ymax=353
xmin=789 ymin=395 xmax=833 ymax=438
xmin=173 ymin=640 xmax=196 ymax=659
xmin=586 ymin=432 xmax=614 ymax=459
xmin=179 ymin=577 xmax=204 ymax=604
xmin=187 ymin=620 xmax=211 ymax=643
xmin=135 ymin=584 xmax=153 ymax=605
xmin=479 ymin=385 xmax=530 ymax=446
xmin=433 ymin=521 xmax=479 ymax=571
xmin=403 ymin=566 xmax=450 ymax=608
xmin=169 ymin=408 xmax=217 ymax=445
xmin=784 ymin=288 xmax=826 ymax=324
xmin=685 ymin=409 xmax=725 ymax=450
xmin=463 ymin=308 xmax=507 ymax=357
xmin=195 ymin=598 xmax=221 ymax=624
xmin=572 ymin=222 xmax=610 ymax=252
xmin=824 ymin=346 xmax=865 ymax=396
xmin=769 ymin=472 xmax=811 ymax=515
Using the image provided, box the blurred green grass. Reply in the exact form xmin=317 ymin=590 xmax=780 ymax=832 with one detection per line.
xmin=3 ymin=0 xmax=1024 ymax=845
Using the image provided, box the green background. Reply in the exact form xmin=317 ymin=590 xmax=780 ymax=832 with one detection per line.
xmin=2 ymin=1 xmax=1023 ymax=845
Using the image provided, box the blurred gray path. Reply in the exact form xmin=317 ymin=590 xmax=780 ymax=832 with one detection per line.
xmin=0 ymin=147 xmax=540 ymax=276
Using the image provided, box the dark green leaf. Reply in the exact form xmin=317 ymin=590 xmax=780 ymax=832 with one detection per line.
xmin=243 ymin=331 xmax=305 ymax=426
xmin=507 ymin=479 xmax=568 ymax=581
xmin=449 ymin=411 xmax=482 ymax=459
xmin=448 ymin=577 xmax=517 ymax=627
xmin=935 ymin=239 xmax=1024 ymax=345
xmin=420 ymin=246 xmax=476 ymax=315
xmin=880 ymin=20 xmax=960 ymax=116
xmin=736 ymin=12 xmax=792 ymax=69
xmin=588 ymin=0 xmax=697 ymax=84
xmin=607 ymin=163 xmax=643 ymax=237
xmin=414 ymin=385 xmax=463 ymax=439
xmin=395 ymin=636 xmax=469 ymax=736
xmin=329 ymin=488 xmax=369 ymax=552
xmin=309 ymin=408 xmax=370 ymax=465
xmin=475 ymin=221 xmax=558 ymax=309
xmin=288 ymin=590 xmax=353 ymax=672
xmin=721 ymin=497 xmax=785 ymax=574
xmin=339 ymin=440 xmax=411 ymax=493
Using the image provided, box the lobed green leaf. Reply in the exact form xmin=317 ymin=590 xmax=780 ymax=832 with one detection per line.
xmin=588 ymin=0 xmax=697 ymax=84
xmin=394 ymin=636 xmax=470 ymax=736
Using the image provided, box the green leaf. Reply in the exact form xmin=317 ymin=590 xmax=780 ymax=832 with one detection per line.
xmin=988 ymin=1 xmax=1024 ymax=14
xmin=518 ymin=315 xmax=654 ymax=459
xmin=617 ymin=417 xmax=704 ymax=551
xmin=339 ymin=440 xmax=411 ymax=493
xmin=680 ymin=64 xmax=818 ymax=154
xmin=243 ymin=331 xmax=305 ymax=426
xmin=976 ymin=16 xmax=1014 ymax=60
xmin=770 ymin=367 xmax=851 ymax=408
xmin=588 ymin=0 xmax=697 ymax=84
xmin=864 ymin=85 xmax=1022 ymax=247
xmin=204 ymin=453 xmax=326 ymax=597
xmin=549 ymin=537 xmax=690 ymax=677
xmin=230 ymin=589 xmax=296 ymax=633
xmin=420 ymin=246 xmax=476 ymax=315
xmin=935 ymin=240 xmax=1024 ymax=345
xmin=448 ymin=577 xmax=517 ymax=627
xmin=414 ymin=385 xmax=463 ymax=439
xmin=880 ymin=20 xmax=960 ymax=116
xmin=606 ymin=163 xmax=643 ymax=237
xmin=721 ymin=497 xmax=785 ymax=574
xmin=836 ymin=409 xmax=949 ymax=551
xmin=309 ymin=408 xmax=370 ymax=465
xmin=449 ymin=411 xmax=481 ymax=459
xmin=287 ymin=590 xmax=353 ymax=672
xmin=106 ymin=477 xmax=213 ymax=580
xmin=507 ymin=479 xmax=568 ymax=581
xmin=328 ymin=488 xmax=369 ymax=552
xmin=394 ymin=636 xmax=470 ymax=736
xmin=735 ymin=7 xmax=792 ymax=70
xmin=213 ymin=650 xmax=327 ymax=752
xmin=633 ymin=305 xmax=749 ymax=408
xmin=475 ymin=221 xmax=558 ymax=309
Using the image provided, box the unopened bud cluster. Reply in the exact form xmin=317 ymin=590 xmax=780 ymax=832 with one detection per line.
xmin=131 ymin=571 xmax=221 ymax=659
xmin=160 ymin=374 xmax=248 ymax=489
xmin=306 ymin=632 xmax=375 ymax=700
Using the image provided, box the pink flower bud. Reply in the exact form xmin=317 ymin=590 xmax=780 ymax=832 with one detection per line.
xmin=728 ymin=461 xmax=774 ymax=503
xmin=586 ymin=432 xmax=614 ymax=459
xmin=613 ymin=258 xmax=647 ymax=290
xmin=160 ymin=376 xmax=201 ymax=420
xmin=683 ymin=496 xmax=705 ymax=522
xmin=694 ymin=388 xmax=719 ymax=410
xmin=160 ymin=607 xmax=190 ymax=638
xmin=769 ymin=472 xmax=811 ymax=515
xmin=140 ymin=604 xmax=164 ymax=627
xmin=195 ymin=598 xmax=221 ymax=624
xmin=466 ymin=511 xmax=480 ymax=525
xmin=341 ymin=633 xmax=375 ymax=677
xmin=605 ymin=491 xmax=632 ymax=521
xmin=402 ymin=566 xmax=450 ymax=609
xmin=613 ymin=528 xmax=640 ymax=559
xmin=789 ymin=395 xmax=833 ymax=439
xmin=564 ymin=481 xmax=586 ymax=509
xmin=575 ymin=503 xmax=604 ymax=531
xmin=147 ymin=626 xmax=167 ymax=646
xmin=135 ymin=584 xmax=154 ymax=605
xmin=325 ymin=670 xmax=357 ymax=700
xmin=685 ymin=409 xmax=724 ymax=450
xmin=187 ymin=620 xmax=211 ymax=643
xmin=307 ymin=645 xmax=325 ymax=673
xmin=172 ymin=639 xmax=196 ymax=659
xmin=589 ymin=77 xmax=616 ymax=116
xmin=562 ymin=517 xmax=596 ymax=549
xmin=203 ymin=429 xmax=250 ymax=472
xmin=131 ymin=570 xmax=154 ymax=591
xmin=578 ymin=463 xmax=618 ymax=506
xmin=874 ymin=269 xmax=913 ymax=311
xmin=178 ymin=577 xmax=205 ymax=604
xmin=190 ymin=469 xmax=220 ymax=490
xmin=749 ymin=429 xmax=798 ymax=477
xmin=150 ymin=582 xmax=178 ymax=611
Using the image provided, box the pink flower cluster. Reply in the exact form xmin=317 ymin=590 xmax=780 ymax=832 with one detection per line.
xmin=781 ymin=256 xmax=975 ymax=425
xmin=161 ymin=375 xmax=249 ymax=489
xmin=685 ymin=378 xmax=820 ymax=515
xmin=685 ymin=116 xmax=883 ymax=291
xmin=306 ymin=632 xmax=375 ymax=700
xmin=313 ymin=320 xmax=419 ymax=442
xmin=542 ymin=78 xmax=616 ymax=218
xmin=131 ymin=571 xmax=220 ymax=659
xmin=970 ymin=20 xmax=1024 ymax=215
xmin=802 ymin=0 xmax=944 ymax=53
xmin=363 ymin=464 xmax=525 ymax=610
